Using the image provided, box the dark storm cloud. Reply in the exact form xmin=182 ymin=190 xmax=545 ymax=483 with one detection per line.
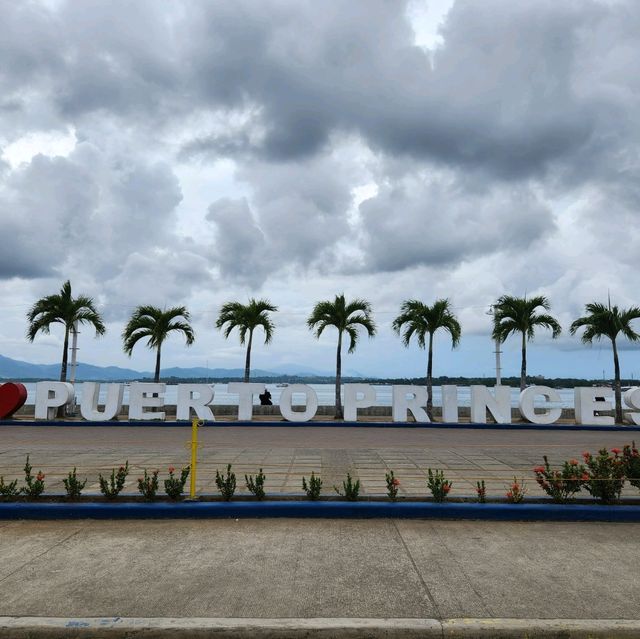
xmin=177 ymin=0 xmax=604 ymax=177
xmin=1 ymin=0 xmax=609 ymax=176
xmin=1 ymin=0 xmax=640 ymax=292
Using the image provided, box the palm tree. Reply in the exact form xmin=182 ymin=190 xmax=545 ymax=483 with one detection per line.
xmin=392 ymin=299 xmax=461 ymax=420
xmin=570 ymin=301 xmax=640 ymax=424
xmin=491 ymin=295 xmax=562 ymax=392
xmin=122 ymin=306 xmax=195 ymax=382
xmin=307 ymin=294 xmax=376 ymax=419
xmin=26 ymin=280 xmax=106 ymax=382
xmin=215 ymin=299 xmax=278 ymax=382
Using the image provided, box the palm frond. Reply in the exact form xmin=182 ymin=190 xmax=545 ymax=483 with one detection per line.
xmin=393 ymin=298 xmax=460 ymax=350
xmin=492 ymin=294 xmax=560 ymax=343
xmin=308 ymin=295 xmax=375 ymax=354
xmin=571 ymin=301 xmax=640 ymax=344
xmin=26 ymin=281 xmax=106 ymax=342
xmin=216 ymin=298 xmax=277 ymax=345
xmin=122 ymin=305 xmax=194 ymax=355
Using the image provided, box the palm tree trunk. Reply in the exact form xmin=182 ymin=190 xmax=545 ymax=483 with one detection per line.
xmin=60 ymin=324 xmax=70 ymax=382
xmin=520 ymin=331 xmax=527 ymax=392
xmin=244 ymin=329 xmax=253 ymax=383
xmin=154 ymin=344 xmax=162 ymax=383
xmin=426 ymin=331 xmax=434 ymax=421
xmin=612 ymin=337 xmax=623 ymax=423
xmin=335 ymin=330 xmax=343 ymax=419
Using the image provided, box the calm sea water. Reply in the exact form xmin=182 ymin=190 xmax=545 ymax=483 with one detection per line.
xmin=21 ymin=382 xmax=586 ymax=408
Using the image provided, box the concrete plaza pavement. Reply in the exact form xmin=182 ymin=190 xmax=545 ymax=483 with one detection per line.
xmin=0 ymin=424 xmax=638 ymax=498
xmin=0 ymin=518 xmax=639 ymax=620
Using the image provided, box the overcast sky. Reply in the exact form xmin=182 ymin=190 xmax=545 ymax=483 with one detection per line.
xmin=1 ymin=0 xmax=639 ymax=381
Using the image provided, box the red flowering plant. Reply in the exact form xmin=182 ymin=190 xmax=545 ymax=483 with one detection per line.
xmin=532 ymin=455 xmax=585 ymax=503
xmin=164 ymin=465 xmax=190 ymax=501
xmin=622 ymin=442 xmax=640 ymax=491
xmin=22 ymin=455 xmax=45 ymax=499
xmin=475 ymin=480 xmax=486 ymax=503
xmin=505 ymin=477 xmax=526 ymax=503
xmin=385 ymin=470 xmax=401 ymax=501
xmin=99 ymin=461 xmax=129 ymax=500
xmin=427 ymin=468 xmax=452 ymax=502
xmin=581 ymin=448 xmax=625 ymax=503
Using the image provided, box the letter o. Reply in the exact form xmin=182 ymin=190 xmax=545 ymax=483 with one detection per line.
xmin=279 ymin=384 xmax=318 ymax=422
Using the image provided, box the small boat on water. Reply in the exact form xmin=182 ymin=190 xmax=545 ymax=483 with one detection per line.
xmin=276 ymin=383 xmax=289 ymax=388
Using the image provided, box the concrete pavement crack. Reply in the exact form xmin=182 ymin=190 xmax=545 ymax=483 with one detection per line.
xmin=391 ymin=520 xmax=443 ymax=623
xmin=0 ymin=527 xmax=83 ymax=585
xmin=427 ymin=522 xmax=494 ymax=618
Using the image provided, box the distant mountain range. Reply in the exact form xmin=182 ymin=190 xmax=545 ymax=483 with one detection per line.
xmin=0 ymin=354 xmax=365 ymax=381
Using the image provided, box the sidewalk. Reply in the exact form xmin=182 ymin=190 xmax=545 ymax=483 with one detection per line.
xmin=0 ymin=518 xmax=638 ymax=636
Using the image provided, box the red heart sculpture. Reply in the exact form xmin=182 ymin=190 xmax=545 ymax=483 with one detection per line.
xmin=0 ymin=382 xmax=28 ymax=419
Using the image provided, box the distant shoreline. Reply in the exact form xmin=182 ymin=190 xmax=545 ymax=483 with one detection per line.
xmin=4 ymin=375 xmax=628 ymax=388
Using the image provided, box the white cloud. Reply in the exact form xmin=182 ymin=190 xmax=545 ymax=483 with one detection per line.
xmin=2 ymin=0 xmax=640 ymax=380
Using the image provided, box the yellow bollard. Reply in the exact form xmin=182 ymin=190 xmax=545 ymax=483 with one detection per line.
xmin=189 ymin=417 xmax=204 ymax=498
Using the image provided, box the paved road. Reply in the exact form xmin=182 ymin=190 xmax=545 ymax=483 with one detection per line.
xmin=0 ymin=518 xmax=638 ymax=620
xmin=0 ymin=425 xmax=637 ymax=497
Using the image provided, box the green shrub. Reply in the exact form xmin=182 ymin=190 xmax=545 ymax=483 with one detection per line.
xmin=623 ymin=442 xmax=640 ymax=491
xmin=427 ymin=468 xmax=451 ymax=502
xmin=137 ymin=469 xmax=159 ymax=501
xmin=581 ymin=448 xmax=625 ymax=503
xmin=505 ymin=477 xmax=526 ymax=503
xmin=164 ymin=466 xmax=190 ymax=500
xmin=63 ymin=467 xmax=87 ymax=500
xmin=0 ymin=476 xmax=19 ymax=500
xmin=385 ymin=470 xmax=400 ymax=500
xmin=532 ymin=455 xmax=584 ymax=503
xmin=334 ymin=473 xmax=360 ymax=501
xmin=245 ymin=469 xmax=266 ymax=500
xmin=22 ymin=455 xmax=45 ymax=499
xmin=302 ymin=472 xmax=322 ymax=500
xmin=99 ymin=461 xmax=129 ymax=500
xmin=215 ymin=464 xmax=236 ymax=501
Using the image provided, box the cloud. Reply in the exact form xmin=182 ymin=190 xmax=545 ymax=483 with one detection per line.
xmin=358 ymin=170 xmax=554 ymax=272
xmin=2 ymin=0 xmax=640 ymax=378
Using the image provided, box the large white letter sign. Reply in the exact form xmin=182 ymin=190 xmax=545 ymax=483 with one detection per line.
xmin=574 ymin=387 xmax=614 ymax=425
xmin=35 ymin=382 xmax=75 ymax=419
xmin=279 ymin=384 xmax=318 ymax=422
xmin=344 ymin=384 xmax=376 ymax=421
xmin=80 ymin=383 xmax=124 ymax=421
xmin=227 ymin=383 xmax=265 ymax=421
xmin=441 ymin=385 xmax=459 ymax=423
xmin=128 ymin=383 xmax=166 ymax=421
xmin=470 ymin=386 xmax=511 ymax=424
xmin=518 ymin=386 xmax=562 ymax=425
xmin=392 ymin=386 xmax=429 ymax=423
xmin=624 ymin=387 xmax=640 ymax=425
xmin=176 ymin=384 xmax=215 ymax=421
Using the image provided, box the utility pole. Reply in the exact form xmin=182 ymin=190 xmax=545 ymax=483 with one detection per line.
xmin=69 ymin=321 xmax=80 ymax=385
xmin=487 ymin=305 xmax=502 ymax=386
xmin=68 ymin=321 xmax=79 ymax=416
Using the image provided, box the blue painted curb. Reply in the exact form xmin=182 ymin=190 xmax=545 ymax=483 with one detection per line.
xmin=1 ymin=419 xmax=640 ymax=431
xmin=1 ymin=500 xmax=639 ymax=521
